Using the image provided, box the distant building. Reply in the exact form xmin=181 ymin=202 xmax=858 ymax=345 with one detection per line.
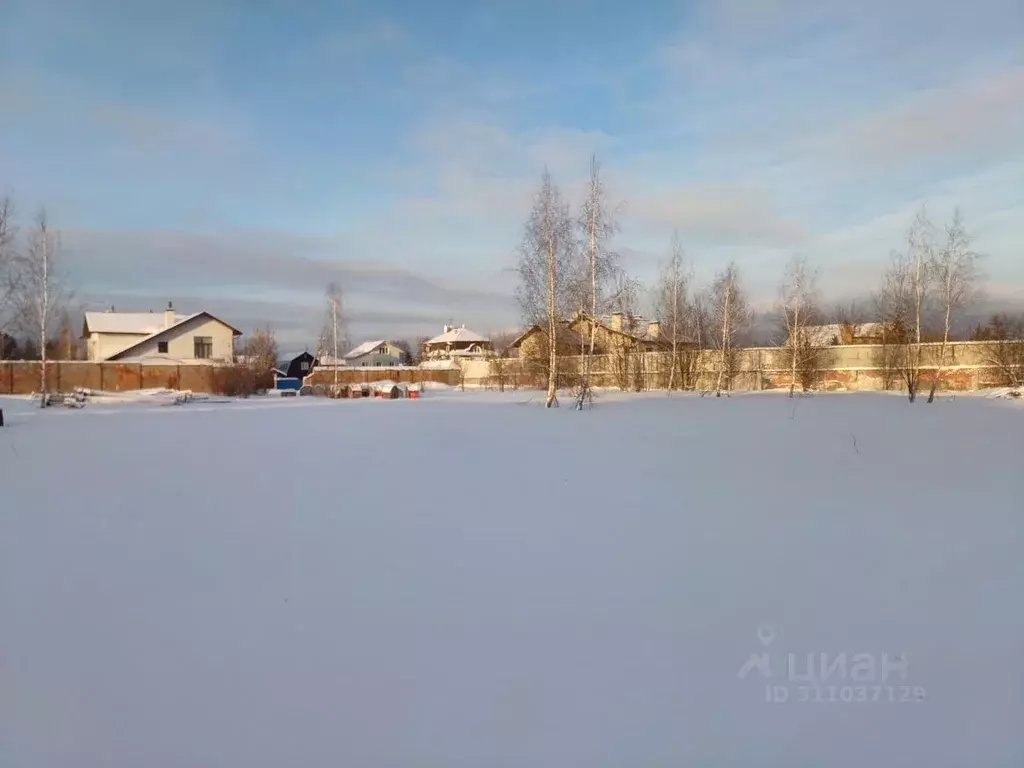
xmin=793 ymin=323 xmax=887 ymax=347
xmin=81 ymin=303 xmax=241 ymax=362
xmin=285 ymin=351 xmax=317 ymax=379
xmin=567 ymin=312 xmax=675 ymax=353
xmin=507 ymin=321 xmax=602 ymax=359
xmin=343 ymin=340 xmax=409 ymax=367
xmin=421 ymin=325 xmax=493 ymax=361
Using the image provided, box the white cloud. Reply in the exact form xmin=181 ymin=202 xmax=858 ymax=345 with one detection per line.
xmin=822 ymin=68 xmax=1024 ymax=170
xmin=625 ymin=183 xmax=810 ymax=247
xmin=57 ymin=228 xmax=517 ymax=345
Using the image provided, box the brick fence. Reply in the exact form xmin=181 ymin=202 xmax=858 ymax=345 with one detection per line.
xmin=0 ymin=361 xmax=462 ymax=395
xmin=3 ymin=343 xmax=1013 ymax=396
xmin=0 ymin=361 xmax=228 ymax=395
xmin=459 ymin=340 xmax=1020 ymax=392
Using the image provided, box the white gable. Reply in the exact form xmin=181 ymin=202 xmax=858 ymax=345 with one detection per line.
xmin=344 ymin=340 xmax=388 ymax=359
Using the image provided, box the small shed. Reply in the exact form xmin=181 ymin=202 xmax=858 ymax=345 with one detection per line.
xmin=286 ymin=351 xmax=318 ymax=379
xmin=407 ymin=382 xmax=422 ymax=399
xmin=376 ymin=383 xmax=401 ymax=399
xmin=348 ymin=383 xmax=364 ymax=398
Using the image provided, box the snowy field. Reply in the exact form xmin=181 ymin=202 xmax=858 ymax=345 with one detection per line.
xmin=1 ymin=390 xmax=1022 ymax=767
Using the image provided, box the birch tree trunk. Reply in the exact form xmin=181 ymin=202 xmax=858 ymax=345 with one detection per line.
xmin=716 ymin=281 xmax=730 ymax=397
xmin=12 ymin=210 xmax=67 ymax=407
xmin=546 ymin=230 xmax=558 ymax=407
xmin=926 ymin=209 xmax=977 ymax=403
xmin=575 ymin=154 xmax=619 ymax=410
xmin=515 ymin=169 xmax=572 ymax=410
xmin=907 ymin=206 xmax=933 ymax=403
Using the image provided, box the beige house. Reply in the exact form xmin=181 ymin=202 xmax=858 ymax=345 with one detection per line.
xmin=82 ymin=303 xmax=241 ymax=362
xmin=508 ymin=321 xmax=599 ymax=360
xmin=567 ymin=312 xmax=673 ymax=353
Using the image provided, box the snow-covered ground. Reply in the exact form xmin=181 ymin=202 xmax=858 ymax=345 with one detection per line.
xmin=1 ymin=392 xmax=1022 ymax=767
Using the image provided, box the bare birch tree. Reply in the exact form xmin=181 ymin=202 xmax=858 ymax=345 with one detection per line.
xmin=874 ymin=251 xmax=913 ymax=392
xmin=574 ymin=154 xmax=621 ymax=409
xmin=243 ymin=325 xmax=278 ymax=371
xmin=319 ymin=282 xmax=347 ymax=395
xmin=926 ymin=209 xmax=979 ymax=402
xmin=778 ymin=255 xmax=821 ymax=397
xmin=874 ymin=207 xmax=936 ymax=401
xmin=978 ymin=314 xmax=1024 ymax=387
xmin=905 ymin=206 xmax=934 ymax=401
xmin=12 ymin=209 xmax=70 ymax=404
xmin=708 ymin=262 xmax=750 ymax=396
xmin=606 ymin=271 xmax=644 ymax=391
xmin=516 ymin=169 xmax=575 ymax=407
xmin=690 ymin=291 xmax=709 ymax=391
xmin=654 ymin=231 xmax=694 ymax=392
xmin=0 ymin=197 xmax=16 ymax=336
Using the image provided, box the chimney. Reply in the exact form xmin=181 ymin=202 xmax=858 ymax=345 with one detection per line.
xmin=443 ymin=325 xmax=450 ymax=333
xmin=648 ymin=320 xmax=660 ymax=339
xmin=610 ymin=312 xmax=623 ymax=332
xmin=164 ymin=301 xmax=175 ymax=328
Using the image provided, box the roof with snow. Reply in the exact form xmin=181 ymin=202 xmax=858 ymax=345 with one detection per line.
xmin=424 ymin=325 xmax=489 ymax=346
xmin=83 ymin=311 xmax=188 ymax=336
xmin=344 ymin=340 xmax=389 ymax=358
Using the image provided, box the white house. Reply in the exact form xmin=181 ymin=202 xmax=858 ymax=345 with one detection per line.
xmin=81 ymin=303 xmax=242 ymax=363
xmin=343 ymin=339 xmax=409 ymax=367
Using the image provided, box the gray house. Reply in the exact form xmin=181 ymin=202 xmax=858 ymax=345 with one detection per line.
xmin=344 ymin=339 xmax=409 ymax=367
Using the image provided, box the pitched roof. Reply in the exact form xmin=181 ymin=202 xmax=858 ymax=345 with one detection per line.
xmin=344 ymin=339 xmax=389 ymax=358
xmin=801 ymin=324 xmax=845 ymax=346
xmin=509 ymin=322 xmax=592 ymax=351
xmin=797 ymin=323 xmax=887 ymax=347
xmin=571 ymin=312 xmax=676 ymax=347
xmin=424 ymin=326 xmax=489 ymax=345
xmin=83 ymin=311 xmax=188 ymax=335
xmin=106 ymin=311 xmax=242 ymax=360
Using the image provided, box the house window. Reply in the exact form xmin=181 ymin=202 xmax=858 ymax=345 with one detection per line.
xmin=300 ymin=361 xmax=310 ymax=372
xmin=157 ymin=341 xmax=168 ymax=354
xmin=194 ymin=336 xmax=213 ymax=359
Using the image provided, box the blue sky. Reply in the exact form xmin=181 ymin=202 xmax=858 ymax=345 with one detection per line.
xmin=2 ymin=0 xmax=1022 ymax=349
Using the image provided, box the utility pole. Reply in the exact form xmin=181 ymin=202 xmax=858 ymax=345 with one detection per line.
xmin=332 ymin=294 xmax=339 ymax=395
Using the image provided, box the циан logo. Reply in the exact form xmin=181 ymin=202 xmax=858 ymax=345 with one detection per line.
xmin=738 ymin=625 xmax=926 ymax=704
